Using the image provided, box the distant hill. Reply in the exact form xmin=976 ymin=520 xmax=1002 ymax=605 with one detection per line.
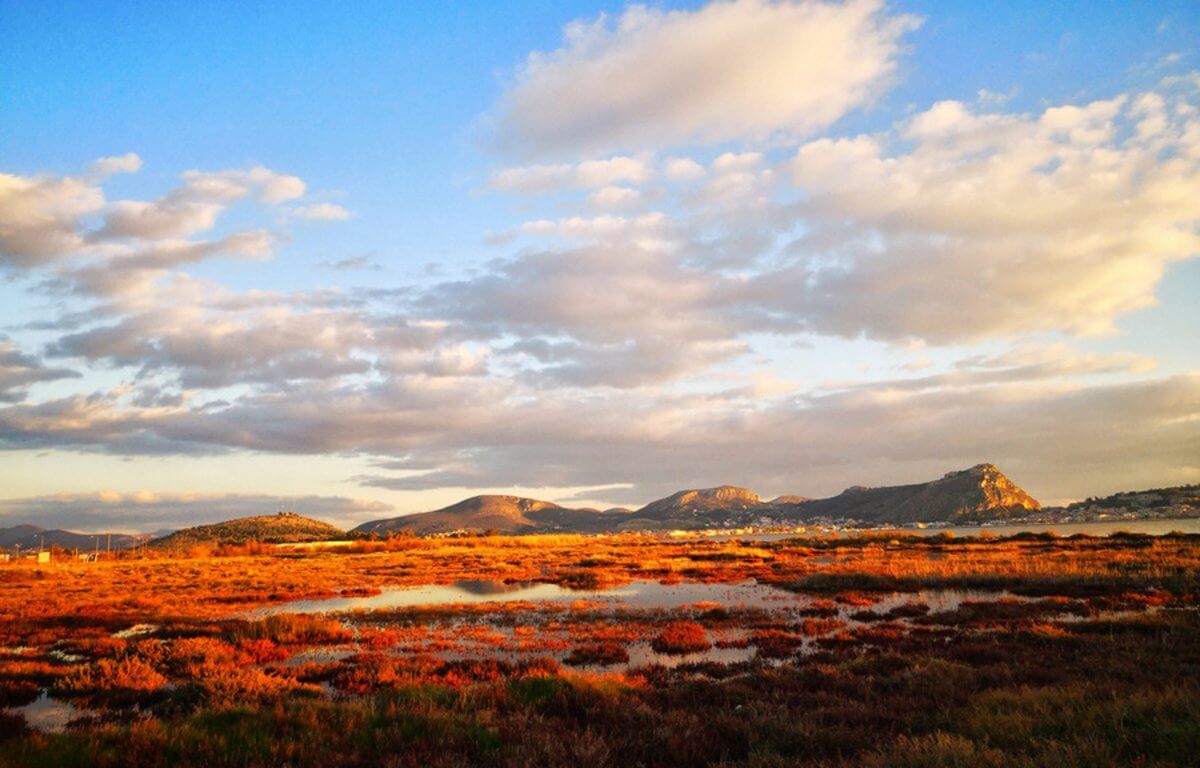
xmin=354 ymin=495 xmax=622 ymax=536
xmin=151 ymin=512 xmax=346 ymax=547
xmin=790 ymin=464 xmax=1040 ymax=524
xmin=621 ymin=486 xmax=763 ymax=530
xmin=1051 ymin=484 xmax=1199 ymax=518
xmin=0 ymin=524 xmax=145 ymax=552
xmin=770 ymin=495 xmax=814 ymax=505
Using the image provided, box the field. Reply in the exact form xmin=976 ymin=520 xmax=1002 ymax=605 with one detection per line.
xmin=1 ymin=532 xmax=1198 ymax=767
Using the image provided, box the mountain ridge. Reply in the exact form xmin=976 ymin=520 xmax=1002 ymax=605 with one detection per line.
xmin=353 ymin=494 xmax=619 ymax=536
xmin=12 ymin=467 xmax=1194 ymax=544
xmin=353 ymin=464 xmax=1044 ymax=535
xmin=790 ymin=464 xmax=1040 ymax=524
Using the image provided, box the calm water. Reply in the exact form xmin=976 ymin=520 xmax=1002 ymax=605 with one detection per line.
xmin=930 ymin=518 xmax=1200 ymax=537
xmin=258 ymin=579 xmax=805 ymax=615
xmin=259 ymin=580 xmax=1025 ymax=672
xmin=262 ymin=579 xmax=1002 ymax=617
xmin=4 ymin=691 xmax=78 ymax=733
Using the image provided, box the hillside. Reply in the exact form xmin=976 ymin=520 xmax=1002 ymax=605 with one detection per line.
xmin=1052 ymin=484 xmax=1200 ymax=518
xmin=790 ymin=464 xmax=1040 ymax=524
xmin=151 ymin=512 xmax=346 ymax=547
xmin=354 ymin=495 xmax=623 ymax=536
xmin=770 ymin=495 xmax=813 ymax=505
xmin=621 ymin=486 xmax=764 ymax=530
xmin=0 ymin=524 xmax=145 ymax=552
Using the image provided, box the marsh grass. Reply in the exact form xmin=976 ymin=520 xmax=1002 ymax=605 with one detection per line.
xmin=1 ymin=532 xmax=1198 ymax=766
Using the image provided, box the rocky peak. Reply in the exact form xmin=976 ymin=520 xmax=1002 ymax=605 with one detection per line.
xmin=680 ymin=486 xmax=761 ymax=505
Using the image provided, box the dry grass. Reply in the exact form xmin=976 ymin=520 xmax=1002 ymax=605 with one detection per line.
xmin=1 ymin=532 xmax=1198 ymax=766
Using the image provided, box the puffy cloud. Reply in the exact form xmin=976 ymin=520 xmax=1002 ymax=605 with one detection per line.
xmin=664 ymin=157 xmax=705 ymax=182
xmin=0 ymin=172 xmax=105 ymax=266
xmin=178 ymin=167 xmax=305 ymax=205
xmin=62 ymin=232 xmax=276 ymax=298
xmin=488 ymin=155 xmax=649 ymax=193
xmin=418 ymin=238 xmax=752 ymax=386
xmin=0 ymin=492 xmax=391 ymax=533
xmin=585 ymin=186 xmax=641 ymax=211
xmin=519 ymin=212 xmax=668 ymax=242
xmin=1 ymin=159 xmax=315 ymax=275
xmin=491 ymin=0 xmax=919 ymax=157
xmin=99 ymin=165 xmax=306 ymax=241
xmin=99 ymin=198 xmax=225 ymax=240
xmin=88 ymin=153 xmax=143 ymax=177
xmin=783 ymin=84 xmax=1200 ymax=342
xmin=45 ymin=294 xmax=377 ymax=389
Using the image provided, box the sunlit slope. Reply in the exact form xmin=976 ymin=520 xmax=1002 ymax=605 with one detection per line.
xmin=152 ymin=512 xmax=346 ymax=547
xmin=354 ymin=495 xmax=621 ymax=535
xmin=789 ymin=464 xmax=1040 ymax=524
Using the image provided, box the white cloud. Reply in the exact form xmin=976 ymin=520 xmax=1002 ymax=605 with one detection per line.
xmin=491 ymin=0 xmax=919 ymax=157
xmin=0 ymin=172 xmax=105 ymax=265
xmin=585 ymin=185 xmax=641 ymax=211
xmin=99 ymin=165 xmax=307 ymax=241
xmin=785 ymin=83 xmax=1200 ymax=341
xmin=664 ymin=157 xmax=705 ymax=181
xmin=519 ymin=212 xmax=668 ymax=241
xmin=179 ymin=166 xmax=306 ymax=204
xmin=66 ymin=231 xmax=276 ymax=297
xmin=46 ymin=288 xmax=377 ymax=389
xmin=100 ymin=198 xmax=224 ymax=240
xmin=88 ymin=153 xmax=143 ymax=177
xmin=291 ymin=202 xmax=352 ymax=221
xmin=489 ymin=155 xmax=649 ymax=193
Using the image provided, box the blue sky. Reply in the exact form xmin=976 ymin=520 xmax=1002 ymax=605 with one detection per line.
xmin=1 ymin=1 xmax=1198 ymax=531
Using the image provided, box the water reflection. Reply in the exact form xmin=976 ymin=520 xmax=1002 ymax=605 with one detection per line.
xmin=261 ymin=579 xmax=814 ymax=615
xmin=261 ymin=579 xmax=1015 ymax=617
xmin=622 ymin=640 xmax=757 ymax=670
xmin=4 ymin=691 xmax=78 ymax=733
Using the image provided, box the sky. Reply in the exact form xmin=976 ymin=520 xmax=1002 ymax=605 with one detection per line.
xmin=1 ymin=0 xmax=1198 ymax=533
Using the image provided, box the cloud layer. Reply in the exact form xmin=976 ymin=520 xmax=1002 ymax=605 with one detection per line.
xmin=0 ymin=5 xmax=1197 ymax=528
xmin=785 ymin=88 xmax=1200 ymax=341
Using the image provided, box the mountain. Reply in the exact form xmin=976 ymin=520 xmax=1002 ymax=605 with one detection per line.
xmin=620 ymin=486 xmax=764 ymax=530
xmin=789 ymin=464 xmax=1040 ymax=524
xmin=352 ymin=466 xmax=1044 ymax=535
xmin=0 ymin=524 xmax=145 ymax=552
xmin=151 ymin=512 xmax=346 ymax=547
xmin=354 ymin=495 xmax=624 ymax=536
